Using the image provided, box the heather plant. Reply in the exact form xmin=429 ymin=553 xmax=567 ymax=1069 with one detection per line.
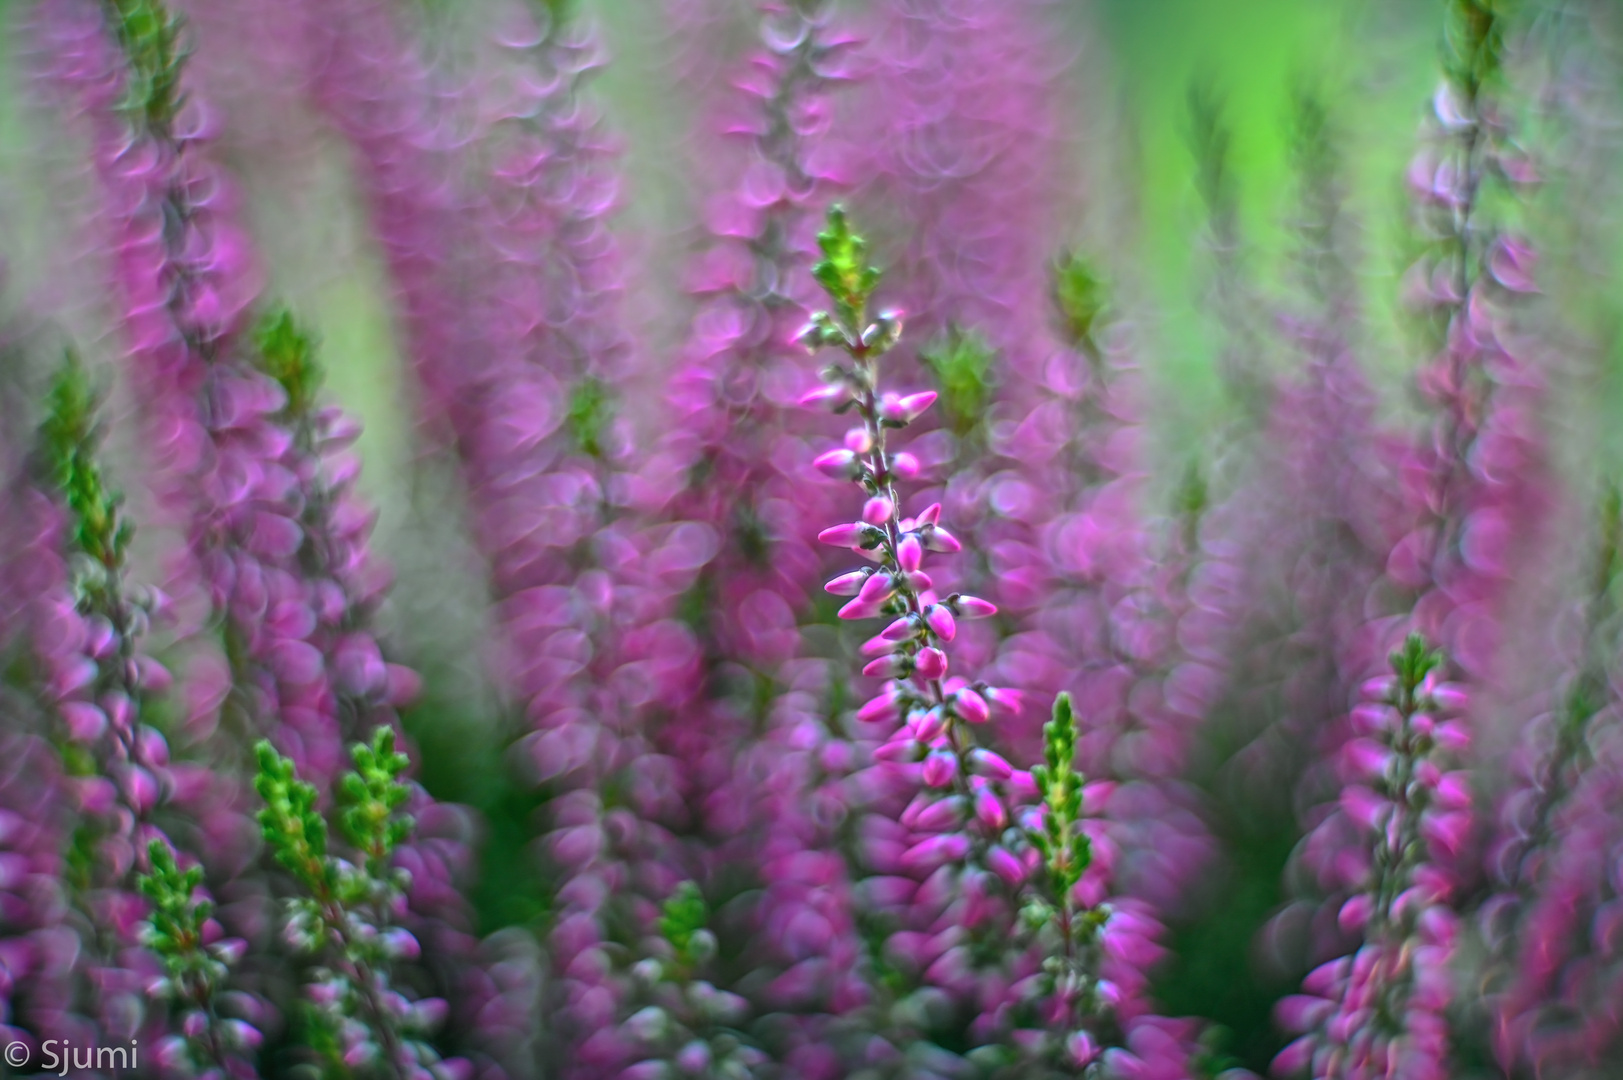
xmin=254 ymin=728 xmax=461 ymax=1078
xmin=11 ymin=0 xmax=1623 ymax=1077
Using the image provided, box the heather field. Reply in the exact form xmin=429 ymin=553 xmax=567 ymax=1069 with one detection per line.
xmin=2 ymin=1 xmax=1623 ymax=1078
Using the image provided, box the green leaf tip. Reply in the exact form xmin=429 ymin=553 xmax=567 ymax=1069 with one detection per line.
xmin=106 ymin=0 xmax=188 ymax=129
xmin=566 ymin=375 xmax=614 ymax=459
xmin=1390 ymin=633 xmax=1443 ymax=694
xmin=812 ymin=205 xmax=883 ymax=332
xmin=1052 ymin=253 xmax=1109 ymax=351
xmin=338 ymin=726 xmax=416 ymax=861
xmin=40 ymin=352 xmax=129 ymax=569
xmin=254 ymin=307 xmax=322 ymax=417
xmin=920 ymin=327 xmax=996 ymax=435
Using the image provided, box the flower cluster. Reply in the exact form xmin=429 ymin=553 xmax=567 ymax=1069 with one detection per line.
xmin=255 ymin=729 xmax=461 ymax=1078
xmin=1277 ymin=636 xmax=1471 ymax=1080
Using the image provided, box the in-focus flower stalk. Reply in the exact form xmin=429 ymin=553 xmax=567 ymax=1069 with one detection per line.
xmin=255 ymin=729 xmax=455 ymax=1079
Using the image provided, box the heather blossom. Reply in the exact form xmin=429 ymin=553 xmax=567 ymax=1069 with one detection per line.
xmin=1274 ymin=2 xmax=1550 ymax=1076
xmin=800 ymin=207 xmax=1196 ymax=1077
xmin=17 ymin=357 xmax=256 ymax=1075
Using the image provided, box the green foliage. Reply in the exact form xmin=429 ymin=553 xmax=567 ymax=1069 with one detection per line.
xmin=566 ymin=376 xmax=614 ymax=459
xmin=1390 ymin=633 xmax=1442 ymax=702
xmin=1174 ymin=460 xmax=1208 ymax=553
xmin=812 ymin=205 xmax=882 ymax=334
xmin=40 ymin=354 xmax=129 ymax=569
xmin=920 ymin=328 xmax=996 ymax=434
xmin=1187 ymin=79 xmax=1238 ymax=245
xmin=1444 ymin=0 xmax=1506 ymax=97
xmin=105 ymin=0 xmax=187 ymax=129
xmin=257 ymin=729 xmax=417 ymax=907
xmin=254 ymin=308 xmax=323 ymax=419
xmin=658 ymin=881 xmax=713 ymax=968
xmin=1052 ymin=253 xmax=1109 ymax=352
xmin=337 ymin=727 xmax=416 ymax=869
xmin=254 ymin=740 xmax=333 ymax=895
xmin=137 ymin=841 xmax=216 ymax=979
xmin=1028 ymin=693 xmax=1091 ymax=899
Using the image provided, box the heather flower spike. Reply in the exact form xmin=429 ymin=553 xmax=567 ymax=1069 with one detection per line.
xmin=137 ymin=841 xmax=257 ymax=1073
xmin=1008 ymin=692 xmax=1121 ymax=1066
xmin=31 ymin=355 xmax=257 ymax=1069
xmin=256 ymin=732 xmax=454 ymax=1077
xmin=1276 ymin=635 xmax=1466 ymax=1079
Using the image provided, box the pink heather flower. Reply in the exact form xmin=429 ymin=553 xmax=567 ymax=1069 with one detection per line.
xmin=1275 ymin=12 xmax=1551 ymax=1076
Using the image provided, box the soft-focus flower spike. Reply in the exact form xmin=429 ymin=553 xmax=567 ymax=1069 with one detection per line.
xmin=20 ymin=354 xmax=258 ymax=1073
xmin=1280 ymin=635 xmax=1469 ymax=1080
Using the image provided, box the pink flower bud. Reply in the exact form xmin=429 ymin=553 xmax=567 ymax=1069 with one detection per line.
xmin=922 ymin=525 xmax=960 ymax=553
xmin=122 ymin=766 xmax=160 ymax=815
xmin=818 ymin=522 xmax=872 ymax=548
xmin=890 ymin=452 xmax=920 ymax=480
xmin=382 ymin=927 xmax=421 ymax=959
xmin=136 ymin=657 xmax=173 ymax=693
xmin=858 ymin=689 xmax=903 ymax=724
xmin=1433 ymin=772 xmax=1470 ymax=809
xmin=881 ymin=616 xmax=917 ymax=642
xmin=968 ymin=748 xmax=1013 ymax=780
xmin=862 ymin=496 xmax=894 ymax=525
xmin=1340 ymin=786 xmax=1390 ymax=831
xmin=901 ymin=569 xmax=933 ymax=593
xmin=921 ymin=749 xmax=958 ymax=788
xmin=873 ymin=739 xmax=922 ymax=763
xmin=915 ymin=647 xmax=947 ymax=680
xmin=897 ymin=534 xmax=923 ymax=573
xmin=1341 ymin=738 xmax=1391 ymax=780
xmin=914 ymin=796 xmax=967 ymax=832
xmin=1082 ymin=781 xmax=1116 ymax=815
xmin=878 ymin=391 xmax=937 ymax=425
xmin=858 ymin=572 xmax=897 ymax=603
xmin=1297 ymin=962 xmax=1346 ymax=1005
xmin=1351 ymin=703 xmax=1396 ymax=736
xmin=1275 ymin=996 xmax=1335 ymax=1034
xmin=1339 ymin=893 xmax=1373 ymax=933
xmin=1422 ymin=810 xmax=1470 ymax=856
xmin=1008 ymin=770 xmax=1038 ymax=800
xmin=1413 ymin=759 xmax=1441 ymax=789
xmin=953 ymin=688 xmax=989 ymax=725
xmin=845 ymin=427 xmax=874 ymax=453
xmin=860 ymin=633 xmax=902 ymax=657
xmin=986 ymin=845 xmax=1027 ymax=887
xmin=911 ymin=707 xmax=948 ymax=743
xmin=1427 ymin=683 xmax=1469 ymax=712
xmin=800 ymin=383 xmax=848 ymax=408
xmin=1272 ymin=1036 xmax=1317 ymax=1075
xmin=951 ymin=594 xmax=996 ymax=618
xmin=1433 ymin=721 xmax=1470 ymax=752
xmin=899 ymin=832 xmax=970 ymax=874
xmin=839 ymin=594 xmax=889 ymax=621
xmin=1360 ymin=676 xmax=1398 ymax=701
xmin=863 ymin=654 xmax=908 ymax=679
xmin=973 ymin=789 xmax=1007 ymax=832
xmin=62 ymin=701 xmax=108 ymax=743
xmin=102 ymin=691 xmax=135 ymax=733
xmin=985 ymin=687 xmax=1024 ymax=717
xmin=924 ymin=604 xmax=956 ymax=641
xmin=825 ymin=570 xmax=869 ymax=596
